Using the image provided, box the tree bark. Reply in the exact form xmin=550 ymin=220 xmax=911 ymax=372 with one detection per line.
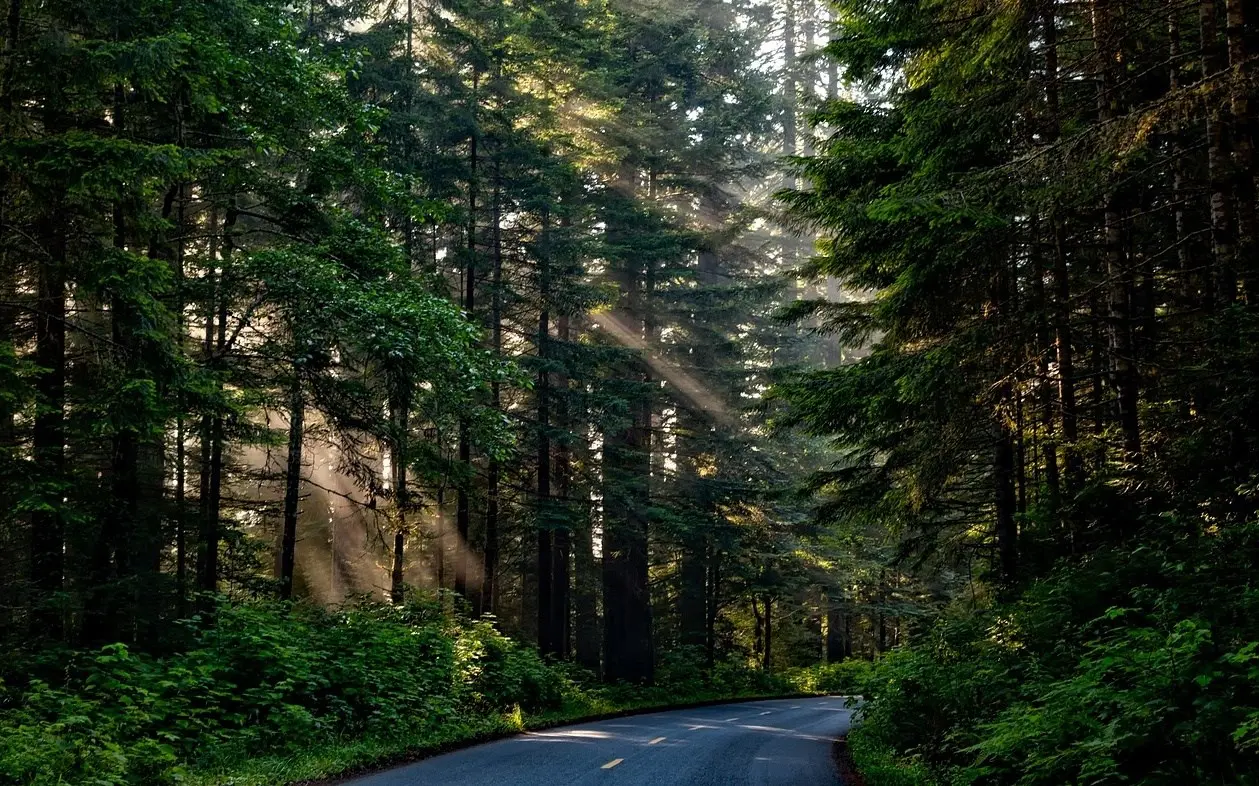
xmin=761 ymin=595 xmax=773 ymax=672
xmin=553 ymin=311 xmax=573 ymax=659
xmin=30 ymin=208 xmax=66 ymax=639
xmin=573 ymin=496 xmax=601 ymax=674
xmin=390 ymin=379 xmax=410 ymax=605
xmin=995 ymin=419 xmax=1019 ymax=584
xmin=482 ymin=134 xmax=505 ymax=618
xmin=1202 ymin=0 xmax=1236 ymax=307
xmin=825 ymin=593 xmax=847 ymax=663
xmin=1095 ymin=0 xmax=1141 ymax=459
xmin=678 ymin=539 xmax=707 ymax=650
xmin=279 ymin=372 xmax=304 ymax=601
xmin=198 ymin=205 xmax=233 ymax=603
xmin=456 ymin=70 xmax=479 ymax=602
xmin=537 ymin=304 xmax=554 ymax=654
xmin=601 ymin=166 xmax=653 ymax=684
xmin=1225 ymin=0 xmax=1257 ymax=298
xmin=1042 ymin=4 xmax=1082 ymax=489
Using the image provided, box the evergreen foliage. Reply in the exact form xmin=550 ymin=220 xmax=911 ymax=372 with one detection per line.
xmin=777 ymin=0 xmax=1259 ymax=781
xmin=1 ymin=0 xmax=856 ymax=764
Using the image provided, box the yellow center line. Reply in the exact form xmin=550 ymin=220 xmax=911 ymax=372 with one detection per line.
xmin=602 ymin=758 xmax=624 ymax=770
xmin=648 ymin=736 xmax=666 ymax=745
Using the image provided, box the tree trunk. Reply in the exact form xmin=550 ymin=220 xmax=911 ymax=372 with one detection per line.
xmin=174 ymin=184 xmax=189 ymax=617
xmin=390 ymin=380 xmax=410 ymax=605
xmin=678 ymin=541 xmax=707 ymax=651
xmin=279 ymin=371 xmax=304 ymax=601
xmin=995 ymin=419 xmax=1019 ymax=584
xmin=1030 ymin=216 xmax=1060 ymax=501
xmin=552 ymin=506 xmax=571 ymax=658
xmin=601 ymin=166 xmax=653 ymax=684
xmin=536 ymin=208 xmax=554 ymax=653
xmin=1094 ymin=0 xmax=1141 ymax=460
xmin=482 ymin=137 xmax=505 ymax=618
xmin=435 ymin=486 xmax=447 ymax=589
xmin=705 ymin=546 xmax=721 ymax=667
xmin=572 ymin=309 xmax=598 ymax=673
xmin=752 ymin=598 xmax=763 ymax=657
xmin=761 ymin=596 xmax=773 ymax=672
xmin=825 ymin=592 xmax=847 ymax=663
xmin=573 ymin=499 xmax=601 ymax=674
xmin=198 ymin=205 xmax=233 ymax=603
xmin=1202 ymin=0 xmax=1236 ymax=307
xmin=537 ymin=339 xmax=553 ymax=654
xmin=601 ymin=397 xmax=652 ymax=681
xmin=1225 ymin=0 xmax=1257 ymax=298
xmin=782 ymin=0 xmax=799 ymax=302
xmin=30 ymin=209 xmax=66 ymax=639
xmin=456 ymin=71 xmax=479 ymax=602
xmin=1042 ymin=6 xmax=1082 ymax=490
xmin=553 ymin=312 xmax=573 ymax=659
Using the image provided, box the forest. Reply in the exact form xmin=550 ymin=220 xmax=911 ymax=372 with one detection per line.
xmin=2 ymin=0 xmax=1259 ymax=784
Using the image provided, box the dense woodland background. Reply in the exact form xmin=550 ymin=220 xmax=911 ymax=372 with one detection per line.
xmin=0 ymin=0 xmax=867 ymax=671
xmin=4 ymin=0 xmax=1259 ymax=783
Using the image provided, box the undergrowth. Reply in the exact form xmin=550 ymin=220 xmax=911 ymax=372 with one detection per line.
xmin=0 ymin=595 xmax=857 ymax=786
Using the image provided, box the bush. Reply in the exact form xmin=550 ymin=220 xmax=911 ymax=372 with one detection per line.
xmin=785 ymin=659 xmax=875 ymax=696
xmin=848 ymin=522 xmax=1259 ymax=786
xmin=454 ymin=619 xmax=566 ymax=713
xmin=0 ymin=596 xmax=830 ymax=786
xmin=847 ymin=726 xmax=938 ymax=786
xmin=0 ymin=598 xmax=569 ymax=786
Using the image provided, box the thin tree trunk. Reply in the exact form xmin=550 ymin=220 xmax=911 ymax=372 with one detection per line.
xmin=279 ymin=371 xmax=304 ymax=601
xmin=678 ymin=539 xmax=707 ymax=650
xmin=1225 ymin=0 xmax=1257 ymax=298
xmin=1043 ymin=5 xmax=1082 ymax=489
xmin=537 ymin=307 xmax=553 ymax=655
xmin=553 ymin=311 xmax=573 ymax=659
xmin=705 ymin=546 xmax=720 ymax=667
xmin=435 ymin=486 xmax=446 ymax=589
xmin=1094 ymin=0 xmax=1141 ymax=459
xmin=198 ymin=205 xmax=233 ymax=602
xmin=1202 ymin=0 xmax=1236 ymax=307
xmin=174 ymin=182 xmax=189 ymax=617
xmin=825 ymin=592 xmax=846 ymax=663
xmin=601 ymin=166 xmax=653 ymax=684
xmin=456 ymin=71 xmax=478 ymax=601
xmin=482 ymin=134 xmax=505 ymax=618
xmin=390 ymin=380 xmax=410 ymax=605
xmin=752 ymin=598 xmax=763 ymax=657
xmin=762 ymin=596 xmax=773 ymax=672
xmin=995 ymin=419 xmax=1019 ymax=584
xmin=573 ymin=494 xmax=600 ymax=674
xmin=30 ymin=209 xmax=66 ymax=639
xmin=572 ymin=312 xmax=598 ymax=673
xmin=782 ymin=0 xmax=799 ymax=302
xmin=1169 ymin=10 xmax=1197 ymax=316
xmin=1031 ymin=215 xmax=1060 ymax=501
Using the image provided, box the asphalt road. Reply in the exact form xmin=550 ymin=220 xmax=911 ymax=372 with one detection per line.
xmin=345 ymin=696 xmax=854 ymax=786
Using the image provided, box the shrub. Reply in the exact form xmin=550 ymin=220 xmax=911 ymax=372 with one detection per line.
xmin=454 ymin=619 xmax=566 ymax=713
xmin=848 ymin=523 xmax=1259 ymax=786
xmin=785 ymin=659 xmax=875 ymax=696
xmin=0 ymin=596 xmax=833 ymax=786
xmin=0 ymin=599 xmax=567 ymax=786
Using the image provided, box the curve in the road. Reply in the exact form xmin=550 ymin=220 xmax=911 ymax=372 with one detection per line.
xmin=344 ymin=696 xmax=854 ymax=786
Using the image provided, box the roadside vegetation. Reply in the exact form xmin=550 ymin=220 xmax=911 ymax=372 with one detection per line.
xmin=0 ymin=596 xmax=870 ymax=786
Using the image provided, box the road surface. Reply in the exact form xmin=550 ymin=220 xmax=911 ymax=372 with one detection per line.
xmin=344 ymin=696 xmax=854 ymax=786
